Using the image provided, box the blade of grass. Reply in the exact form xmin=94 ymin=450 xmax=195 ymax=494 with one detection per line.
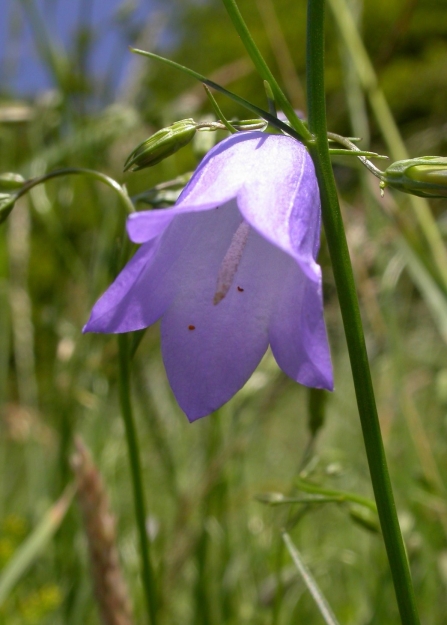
xmin=118 ymin=333 xmax=158 ymax=625
xmin=0 ymin=485 xmax=75 ymax=607
xmin=203 ymin=86 xmax=237 ymax=133
xmin=327 ymin=0 xmax=447 ymax=292
xmin=130 ymin=48 xmax=303 ymax=141
xmin=282 ymin=532 xmax=341 ymax=625
xmin=18 ymin=0 xmax=68 ymax=90
xmin=255 ymin=0 xmax=305 ymax=109
xmin=221 ymin=0 xmax=311 ymax=141
xmin=397 ymin=237 xmax=447 ymax=345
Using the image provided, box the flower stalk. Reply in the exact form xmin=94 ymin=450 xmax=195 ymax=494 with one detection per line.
xmin=118 ymin=333 xmax=158 ymax=625
xmin=305 ymin=1 xmax=420 ymax=624
xmin=2 ymin=168 xmax=135 ymax=223
xmin=221 ymin=0 xmax=311 ymax=142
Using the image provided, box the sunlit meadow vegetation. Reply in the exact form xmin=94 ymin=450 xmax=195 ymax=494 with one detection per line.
xmin=1 ymin=0 xmax=447 ymax=623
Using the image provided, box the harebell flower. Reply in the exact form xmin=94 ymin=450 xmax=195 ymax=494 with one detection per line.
xmin=84 ymin=131 xmax=333 ymax=420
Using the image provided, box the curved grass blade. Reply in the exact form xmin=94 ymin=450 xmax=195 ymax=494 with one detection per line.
xmin=130 ymin=48 xmax=304 ymax=142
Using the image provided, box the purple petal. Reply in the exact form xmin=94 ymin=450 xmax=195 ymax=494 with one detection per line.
xmin=269 ymin=263 xmax=333 ymax=390
xmin=174 ymin=133 xmax=266 ymax=210
xmin=173 ymin=131 xmax=322 ymax=280
xmin=127 ymin=133 xmax=262 ymax=243
xmin=83 ymin=241 xmax=158 ymax=333
xmin=234 ymin=133 xmax=322 ymax=278
xmin=127 ymin=210 xmax=176 ymax=244
xmin=85 ymin=130 xmax=333 ymax=419
xmin=161 ymin=212 xmax=295 ymax=420
xmin=85 ymin=200 xmax=241 ymax=334
xmin=125 ymin=132 xmax=261 ymax=244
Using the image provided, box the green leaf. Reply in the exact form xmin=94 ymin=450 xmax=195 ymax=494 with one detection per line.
xmin=0 ymin=486 xmax=74 ymax=607
xmin=282 ymin=533 xmax=341 ymax=625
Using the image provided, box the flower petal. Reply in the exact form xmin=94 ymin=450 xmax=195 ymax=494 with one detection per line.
xmin=126 ymin=132 xmax=261 ymax=244
xmin=83 ymin=241 xmax=158 ymax=333
xmin=234 ymin=133 xmax=322 ymax=278
xmin=126 ymin=210 xmax=176 ymax=244
xmin=268 ymin=263 xmax=333 ymax=390
xmin=174 ymin=132 xmax=266 ymax=210
xmin=163 ymin=131 xmax=322 ymax=280
xmin=161 ymin=211 xmax=294 ymax=420
xmin=85 ymin=201 xmax=241 ymax=333
xmin=127 ymin=132 xmax=320 ymax=266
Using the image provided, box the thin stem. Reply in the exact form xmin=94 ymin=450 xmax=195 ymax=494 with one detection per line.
xmin=118 ymin=334 xmax=158 ymax=625
xmin=16 ymin=168 xmax=135 ymax=215
xmin=295 ymin=479 xmax=377 ymax=512
xmin=327 ymin=132 xmax=387 ymax=177
xmin=220 ymin=0 xmax=312 ymax=142
xmin=203 ymin=86 xmax=238 ymax=134
xmin=306 ymin=2 xmax=420 ymax=624
xmin=131 ymin=48 xmax=302 ymax=141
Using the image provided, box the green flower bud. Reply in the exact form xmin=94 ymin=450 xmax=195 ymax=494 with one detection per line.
xmin=124 ymin=119 xmax=197 ymax=172
xmin=0 ymin=172 xmax=25 ymax=192
xmin=0 ymin=193 xmax=17 ymax=225
xmin=381 ymin=156 xmax=447 ymax=199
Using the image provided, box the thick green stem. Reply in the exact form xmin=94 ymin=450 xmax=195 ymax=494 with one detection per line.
xmin=306 ymin=2 xmax=420 ymax=624
xmin=118 ymin=334 xmax=158 ymax=625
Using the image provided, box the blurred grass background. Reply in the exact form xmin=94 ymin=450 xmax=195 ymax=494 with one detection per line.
xmin=1 ymin=0 xmax=447 ymax=623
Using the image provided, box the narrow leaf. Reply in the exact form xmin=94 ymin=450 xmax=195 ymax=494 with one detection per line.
xmin=282 ymin=532 xmax=341 ymax=625
xmin=0 ymin=486 xmax=75 ymax=607
xmin=130 ymin=48 xmax=302 ymax=141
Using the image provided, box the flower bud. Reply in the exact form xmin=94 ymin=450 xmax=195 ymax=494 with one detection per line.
xmin=381 ymin=156 xmax=447 ymax=199
xmin=0 ymin=172 xmax=25 ymax=192
xmin=124 ymin=119 xmax=197 ymax=172
xmin=0 ymin=193 xmax=17 ymax=225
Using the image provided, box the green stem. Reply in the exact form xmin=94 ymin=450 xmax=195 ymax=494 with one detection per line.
xmin=306 ymin=2 xmax=420 ymax=624
xmin=16 ymin=168 xmax=135 ymax=215
xmin=118 ymin=334 xmax=158 ymax=625
xmin=220 ymin=0 xmax=312 ymax=142
xmin=295 ymin=479 xmax=377 ymax=512
xmin=203 ymin=86 xmax=238 ymax=134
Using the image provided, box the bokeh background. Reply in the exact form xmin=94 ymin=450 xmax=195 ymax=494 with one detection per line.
xmin=1 ymin=0 xmax=447 ymax=623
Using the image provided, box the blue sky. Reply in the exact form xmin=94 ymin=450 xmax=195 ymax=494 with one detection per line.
xmin=0 ymin=0 xmax=158 ymax=99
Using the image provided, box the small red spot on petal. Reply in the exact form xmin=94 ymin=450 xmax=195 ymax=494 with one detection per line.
xmin=188 ymin=325 xmax=196 ymax=331
xmin=237 ymin=286 xmax=244 ymax=292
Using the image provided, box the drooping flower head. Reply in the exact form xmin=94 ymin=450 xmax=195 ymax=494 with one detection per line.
xmin=84 ymin=131 xmax=333 ymax=420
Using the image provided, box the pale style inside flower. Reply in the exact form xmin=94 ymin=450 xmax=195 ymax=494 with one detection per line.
xmin=213 ymin=219 xmax=250 ymax=305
